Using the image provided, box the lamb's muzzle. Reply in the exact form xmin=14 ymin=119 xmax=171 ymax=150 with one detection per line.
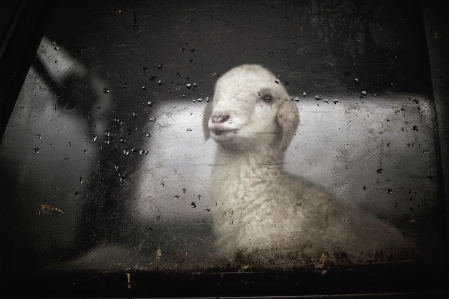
xmin=203 ymin=64 xmax=417 ymax=267
xmin=211 ymin=114 xmax=230 ymax=124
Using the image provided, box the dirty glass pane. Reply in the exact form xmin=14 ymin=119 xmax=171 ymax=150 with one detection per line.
xmin=0 ymin=0 xmax=446 ymax=278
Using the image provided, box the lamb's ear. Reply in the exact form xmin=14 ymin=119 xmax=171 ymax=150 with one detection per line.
xmin=203 ymin=102 xmax=213 ymax=140
xmin=277 ymin=98 xmax=299 ymax=152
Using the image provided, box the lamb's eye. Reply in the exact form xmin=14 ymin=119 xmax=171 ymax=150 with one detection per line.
xmin=261 ymin=95 xmax=272 ymax=103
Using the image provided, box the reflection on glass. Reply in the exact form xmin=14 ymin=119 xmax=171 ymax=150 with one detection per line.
xmin=0 ymin=0 xmax=444 ymax=275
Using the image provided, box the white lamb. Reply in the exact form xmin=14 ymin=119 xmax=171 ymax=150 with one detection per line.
xmin=203 ymin=64 xmax=415 ymax=267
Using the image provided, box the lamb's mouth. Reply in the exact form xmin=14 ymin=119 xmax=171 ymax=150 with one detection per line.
xmin=211 ymin=129 xmax=238 ymax=136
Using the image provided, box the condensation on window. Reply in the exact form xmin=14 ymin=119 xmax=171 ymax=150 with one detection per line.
xmin=0 ymin=0 xmax=444 ymax=272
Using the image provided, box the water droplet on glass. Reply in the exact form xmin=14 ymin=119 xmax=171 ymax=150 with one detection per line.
xmin=377 ymin=168 xmax=383 ymax=173
xmin=198 ymin=195 xmax=201 ymax=200
xmin=54 ymin=46 xmax=59 ymax=51
xmin=34 ymin=148 xmax=40 ymax=153
xmin=174 ymin=195 xmax=180 ymax=200
xmin=79 ymin=177 xmax=83 ymax=184
xmin=92 ymin=136 xmax=97 ymax=142
xmin=294 ymin=97 xmax=299 ymax=102
xmin=303 ymin=92 xmax=307 ymax=97
xmin=123 ymin=83 xmax=127 ymax=89
xmin=37 ymin=134 xmax=42 ymax=139
xmin=363 ymin=186 xmax=367 ymax=190
xmin=422 ymin=150 xmax=430 ymax=154
xmin=361 ymin=91 xmax=367 ymax=95
xmin=158 ymin=63 xmax=163 ymax=69
xmin=147 ymin=101 xmax=153 ymax=107
xmin=158 ymin=80 xmax=162 ymax=85
xmin=105 ymin=131 xmax=110 ymax=137
xmin=120 ymin=138 xmax=126 ymax=143
xmin=114 ymin=165 xmax=119 ymax=171
xmin=186 ymin=83 xmax=192 ymax=89
xmin=192 ymin=99 xmax=196 ymax=103
xmin=191 ymin=202 xmax=196 ymax=208
xmin=186 ymin=128 xmax=192 ymax=131
xmin=413 ymin=125 xmax=418 ymax=131
xmin=315 ymin=95 xmax=322 ymax=100
xmin=182 ymin=188 xmax=186 ymax=193
xmin=133 ymin=112 xmax=137 ymax=117
xmin=354 ymin=78 xmax=359 ymax=83
xmin=120 ymin=177 xmax=126 ymax=183
xmin=198 ymin=98 xmax=203 ymax=102
xmin=388 ymin=189 xmax=393 ymax=194
xmin=160 ymin=182 xmax=164 ymax=187
xmin=123 ymin=149 xmax=130 ymax=156
xmin=103 ymin=88 xmax=109 ymax=93
xmin=387 ymin=143 xmax=391 ymax=147
xmin=333 ymin=100 xmax=339 ymax=104
xmin=149 ymin=117 xmax=156 ymax=122
xmin=142 ymin=86 xmax=147 ymax=90
xmin=84 ymin=149 xmax=87 ymax=154
xmin=146 ymin=133 xmax=151 ymax=138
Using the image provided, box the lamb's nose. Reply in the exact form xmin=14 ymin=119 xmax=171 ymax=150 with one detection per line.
xmin=212 ymin=114 xmax=230 ymax=123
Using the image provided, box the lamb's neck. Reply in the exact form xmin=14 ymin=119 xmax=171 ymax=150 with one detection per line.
xmin=212 ymin=146 xmax=284 ymax=187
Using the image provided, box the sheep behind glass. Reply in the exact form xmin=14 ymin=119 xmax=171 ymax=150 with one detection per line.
xmin=203 ymin=64 xmax=416 ymax=267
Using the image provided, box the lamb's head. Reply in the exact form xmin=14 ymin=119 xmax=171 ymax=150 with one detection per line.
xmin=203 ymin=64 xmax=299 ymax=153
